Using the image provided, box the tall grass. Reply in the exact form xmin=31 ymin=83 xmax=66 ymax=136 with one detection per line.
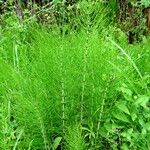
xmin=0 ymin=1 xmax=150 ymax=149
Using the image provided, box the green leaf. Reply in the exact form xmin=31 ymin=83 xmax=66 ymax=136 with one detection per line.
xmin=116 ymin=101 xmax=130 ymax=115
xmin=120 ymin=85 xmax=133 ymax=101
xmin=135 ymin=95 xmax=149 ymax=108
xmin=52 ymin=137 xmax=62 ymax=150
xmin=113 ymin=111 xmax=130 ymax=123
xmin=121 ymin=87 xmax=132 ymax=96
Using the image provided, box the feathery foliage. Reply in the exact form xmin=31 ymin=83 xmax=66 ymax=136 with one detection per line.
xmin=0 ymin=1 xmax=150 ymax=149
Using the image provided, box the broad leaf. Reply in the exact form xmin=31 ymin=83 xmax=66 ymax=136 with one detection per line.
xmin=116 ymin=101 xmax=130 ymax=115
xmin=135 ymin=95 xmax=149 ymax=108
xmin=113 ymin=111 xmax=130 ymax=123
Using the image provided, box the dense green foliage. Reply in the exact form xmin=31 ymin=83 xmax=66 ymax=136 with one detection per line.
xmin=0 ymin=1 xmax=150 ymax=150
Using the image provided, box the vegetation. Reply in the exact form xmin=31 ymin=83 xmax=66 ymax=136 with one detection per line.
xmin=0 ymin=0 xmax=150 ymax=149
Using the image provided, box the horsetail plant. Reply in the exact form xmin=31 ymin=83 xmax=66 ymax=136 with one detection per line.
xmin=0 ymin=1 xmax=150 ymax=149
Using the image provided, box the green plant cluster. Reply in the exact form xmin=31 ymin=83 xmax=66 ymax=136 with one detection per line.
xmin=0 ymin=1 xmax=150 ymax=150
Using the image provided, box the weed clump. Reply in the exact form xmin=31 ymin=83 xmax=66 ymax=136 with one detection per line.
xmin=0 ymin=1 xmax=150 ymax=149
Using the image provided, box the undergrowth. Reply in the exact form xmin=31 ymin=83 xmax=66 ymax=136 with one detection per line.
xmin=0 ymin=1 xmax=150 ymax=150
